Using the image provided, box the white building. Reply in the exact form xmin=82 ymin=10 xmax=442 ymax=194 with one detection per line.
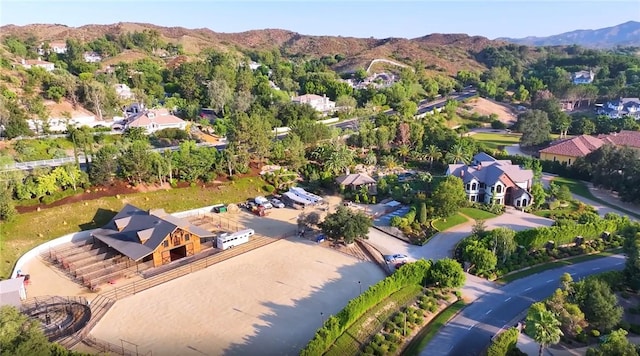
xmin=0 ymin=277 xmax=26 ymax=308
xmin=291 ymin=94 xmax=336 ymax=113
xmin=38 ymin=41 xmax=67 ymax=55
xmin=114 ymin=84 xmax=135 ymax=100
xmin=119 ymin=108 xmax=187 ymax=134
xmin=19 ymin=58 xmax=55 ymax=72
xmin=446 ymin=152 xmax=534 ymax=208
xmin=598 ymin=97 xmax=640 ymax=119
xmin=83 ymin=51 xmax=102 ymax=63
xmin=571 ymin=70 xmax=595 ymax=85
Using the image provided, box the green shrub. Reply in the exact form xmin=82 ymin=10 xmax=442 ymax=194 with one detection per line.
xmin=591 ymin=329 xmax=600 ymax=337
xmin=576 ymin=332 xmax=588 ymax=343
xmin=262 ymin=184 xmax=275 ymax=193
xmin=487 ymin=327 xmax=519 ymax=356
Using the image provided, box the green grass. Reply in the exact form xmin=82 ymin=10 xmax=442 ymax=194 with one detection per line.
xmin=325 ymin=285 xmax=423 ymax=356
xmin=470 ymin=132 xmax=521 ymax=150
xmin=497 ymin=248 xmax=622 ymax=284
xmin=552 ymin=177 xmax=640 ymax=220
xmin=0 ymin=177 xmax=263 ymax=278
xmin=459 ymin=207 xmax=497 ymax=220
xmin=432 ymin=213 xmax=468 ymax=231
xmin=402 ymin=300 xmax=466 ymax=356
xmin=533 ymin=200 xmax=580 ymax=218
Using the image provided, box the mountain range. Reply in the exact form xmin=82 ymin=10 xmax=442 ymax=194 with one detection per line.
xmin=499 ymin=20 xmax=640 ymax=48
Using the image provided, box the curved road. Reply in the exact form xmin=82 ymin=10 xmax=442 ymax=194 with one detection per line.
xmin=420 ymin=254 xmax=626 ymax=356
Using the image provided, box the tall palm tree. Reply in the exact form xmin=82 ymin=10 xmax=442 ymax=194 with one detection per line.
xmin=445 ymin=144 xmax=471 ymax=164
xmin=325 ymin=144 xmax=355 ymax=175
xmin=397 ymin=144 xmax=410 ymax=164
xmin=525 ymin=302 xmax=563 ymax=356
xmin=424 ymin=145 xmax=443 ymax=169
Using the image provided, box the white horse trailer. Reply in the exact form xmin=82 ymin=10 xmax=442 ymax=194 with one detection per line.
xmin=216 ymin=229 xmax=254 ymax=250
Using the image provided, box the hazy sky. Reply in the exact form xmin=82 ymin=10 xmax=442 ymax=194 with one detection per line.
xmin=1 ymin=1 xmax=638 ymax=39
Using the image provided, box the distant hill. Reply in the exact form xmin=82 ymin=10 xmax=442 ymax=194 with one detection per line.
xmin=0 ymin=22 xmax=506 ymax=75
xmin=499 ymin=21 xmax=640 ymax=48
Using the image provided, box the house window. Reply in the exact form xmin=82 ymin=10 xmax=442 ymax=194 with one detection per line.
xmin=163 ymin=241 xmax=169 ymax=248
xmin=496 ymin=185 xmax=502 ymax=193
xmin=185 ymin=234 xmax=190 ymax=241
xmin=497 ymin=198 xmax=502 ymax=204
xmin=490 ymin=187 xmax=494 ymax=193
xmin=568 ymin=159 xmax=572 ymax=165
xmin=479 ymin=183 xmax=485 ymax=189
xmin=466 ymin=183 xmax=470 ymax=190
xmin=470 ymin=195 xmax=476 ymax=202
xmin=471 ymin=183 xmax=477 ymax=191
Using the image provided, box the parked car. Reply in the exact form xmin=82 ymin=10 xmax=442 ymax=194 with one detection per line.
xmin=270 ymin=198 xmax=285 ymax=208
xmin=385 ymin=254 xmax=408 ymax=263
xmin=255 ymin=196 xmax=273 ymax=209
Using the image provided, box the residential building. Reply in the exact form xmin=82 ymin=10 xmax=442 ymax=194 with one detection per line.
xmin=446 ymin=152 xmax=534 ymax=208
xmin=572 ymin=70 xmax=595 ymax=84
xmin=114 ymin=83 xmax=134 ymax=100
xmin=291 ymin=94 xmax=336 ymax=113
xmin=336 ymin=173 xmax=377 ymax=194
xmin=120 ymin=108 xmax=187 ymax=134
xmin=27 ymin=100 xmax=101 ymax=133
xmin=539 ymin=135 xmax=605 ymax=165
xmin=538 ymin=130 xmax=640 ymax=165
xmin=598 ymin=98 xmax=640 ymax=119
xmin=0 ymin=277 xmax=27 ymax=308
xmin=83 ymin=51 xmax=102 ymax=63
xmin=38 ymin=41 xmax=67 ymax=55
xmin=19 ymin=58 xmax=55 ymax=72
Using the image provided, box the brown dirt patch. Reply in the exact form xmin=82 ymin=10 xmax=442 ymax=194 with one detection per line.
xmin=460 ymin=97 xmax=518 ymax=123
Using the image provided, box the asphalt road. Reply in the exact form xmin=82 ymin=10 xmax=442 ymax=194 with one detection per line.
xmin=420 ymin=254 xmax=626 ymax=356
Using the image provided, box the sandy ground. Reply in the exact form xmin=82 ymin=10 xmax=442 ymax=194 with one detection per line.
xmin=461 ymin=97 xmax=518 ymax=123
xmin=89 ymin=237 xmax=386 ymax=356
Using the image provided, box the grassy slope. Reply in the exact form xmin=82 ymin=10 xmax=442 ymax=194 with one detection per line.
xmin=0 ymin=177 xmax=263 ymax=278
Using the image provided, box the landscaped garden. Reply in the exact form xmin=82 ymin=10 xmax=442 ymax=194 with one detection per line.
xmin=300 ymin=258 xmax=466 ymax=356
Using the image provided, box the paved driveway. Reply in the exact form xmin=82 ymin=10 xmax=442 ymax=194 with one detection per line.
xmin=366 ymin=209 xmax=554 ymax=262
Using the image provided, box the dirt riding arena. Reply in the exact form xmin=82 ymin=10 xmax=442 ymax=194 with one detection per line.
xmin=88 ymin=237 xmax=386 ymax=356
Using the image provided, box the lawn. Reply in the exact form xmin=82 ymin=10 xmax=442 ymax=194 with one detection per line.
xmin=496 ymin=248 xmax=622 ymax=284
xmin=402 ymin=300 xmax=466 ymax=356
xmin=459 ymin=207 xmax=497 ymax=220
xmin=325 ymin=285 xmax=423 ymax=356
xmin=470 ymin=132 xmax=521 ymax=150
xmin=0 ymin=177 xmax=263 ymax=278
xmin=432 ymin=213 xmax=468 ymax=231
xmin=552 ymin=177 xmax=640 ymax=220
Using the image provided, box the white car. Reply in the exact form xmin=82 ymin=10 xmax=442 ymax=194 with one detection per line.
xmin=270 ymin=198 xmax=285 ymax=208
xmin=385 ymin=254 xmax=408 ymax=263
xmin=255 ymin=196 xmax=273 ymax=209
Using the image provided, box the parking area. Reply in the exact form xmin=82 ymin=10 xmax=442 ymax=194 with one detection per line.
xmin=373 ymin=205 xmax=411 ymax=226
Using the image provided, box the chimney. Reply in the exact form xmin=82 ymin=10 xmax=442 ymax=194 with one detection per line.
xmin=476 ymin=163 xmax=482 ymax=170
xmin=460 ymin=170 xmax=464 ymax=177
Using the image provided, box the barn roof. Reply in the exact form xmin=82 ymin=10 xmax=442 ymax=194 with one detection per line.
xmin=92 ymin=204 xmax=215 ymax=261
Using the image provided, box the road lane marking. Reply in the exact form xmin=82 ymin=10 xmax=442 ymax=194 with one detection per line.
xmin=485 ymin=309 xmax=492 ymax=315
xmin=615 ymin=262 xmax=624 ymax=265
xmin=592 ymin=267 xmax=601 ymax=271
xmin=467 ymin=322 xmax=478 ymax=330
xmin=505 ymin=297 xmax=512 ymax=302
xmin=524 ymin=287 xmax=532 ymax=292
xmin=546 ymin=279 xmax=554 ymax=283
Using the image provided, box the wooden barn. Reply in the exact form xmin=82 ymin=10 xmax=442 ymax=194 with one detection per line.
xmin=91 ymin=204 xmax=215 ymax=268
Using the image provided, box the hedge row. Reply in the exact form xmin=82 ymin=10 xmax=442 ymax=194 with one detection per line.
xmin=487 ymin=327 xmax=519 ymax=356
xmin=514 ymin=216 xmax=624 ymax=250
xmin=299 ymin=260 xmax=432 ymax=356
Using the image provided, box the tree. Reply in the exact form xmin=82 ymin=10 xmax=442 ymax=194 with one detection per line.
xmin=486 ymin=227 xmax=517 ymax=264
xmin=0 ymin=305 xmax=51 ymax=356
xmin=487 ymin=327 xmax=520 ymax=356
xmin=445 ymin=144 xmax=472 ymax=164
xmin=586 ymin=329 xmax=638 ymax=356
xmin=0 ymin=188 xmax=17 ymax=222
xmin=319 ymin=206 xmax=372 ymax=244
xmin=429 ymin=258 xmax=465 ymax=288
xmin=431 ymin=175 xmax=467 ymax=218
xmin=424 ymin=145 xmax=442 ymax=169
xmin=516 ymin=110 xmax=551 ymax=148
xmin=89 ymin=145 xmax=120 ymax=185
xmin=573 ymin=277 xmax=623 ymax=331
xmin=464 ymin=243 xmax=497 ymax=275
xmin=418 ymin=202 xmax=428 ymax=224
xmin=530 ymin=182 xmax=547 ymax=209
xmin=525 ymin=302 xmax=563 ymax=356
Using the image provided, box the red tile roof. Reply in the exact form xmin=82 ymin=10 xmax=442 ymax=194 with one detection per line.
xmin=539 ymin=135 xmax=605 ymax=157
xmin=597 ymin=130 xmax=640 ymax=149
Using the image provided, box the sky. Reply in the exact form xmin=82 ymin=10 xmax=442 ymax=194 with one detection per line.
xmin=1 ymin=1 xmax=639 ymax=40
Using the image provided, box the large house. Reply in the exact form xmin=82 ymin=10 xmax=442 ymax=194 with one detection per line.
xmin=91 ymin=204 xmax=215 ymax=268
xmin=38 ymin=41 xmax=67 ymax=55
xmin=83 ymin=51 xmax=102 ymax=63
xmin=291 ymin=94 xmax=336 ymax=113
xmin=446 ymin=153 xmax=534 ymax=208
xmin=118 ymin=107 xmax=187 ymax=134
xmin=572 ymin=70 xmax=595 ymax=85
xmin=19 ymin=58 xmax=55 ymax=72
xmin=539 ymin=130 xmax=640 ymax=165
xmin=597 ymin=98 xmax=640 ymax=119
